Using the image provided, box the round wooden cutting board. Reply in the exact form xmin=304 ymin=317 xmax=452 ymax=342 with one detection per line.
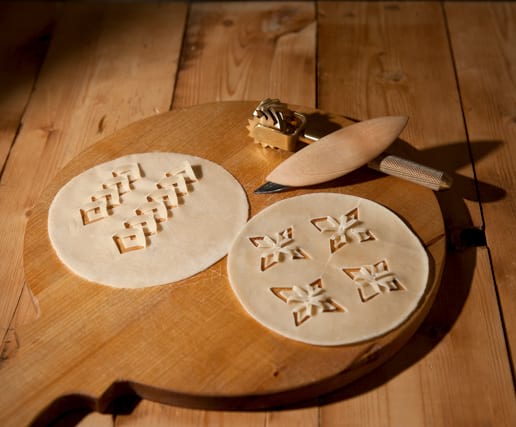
xmin=1 ymin=102 xmax=445 ymax=426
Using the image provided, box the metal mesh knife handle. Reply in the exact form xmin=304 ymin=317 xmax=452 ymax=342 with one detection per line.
xmin=368 ymin=154 xmax=452 ymax=191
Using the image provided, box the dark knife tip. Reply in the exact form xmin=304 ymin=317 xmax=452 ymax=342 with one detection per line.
xmin=254 ymin=181 xmax=288 ymax=194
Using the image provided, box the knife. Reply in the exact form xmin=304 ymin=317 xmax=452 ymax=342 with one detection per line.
xmin=254 ymin=116 xmax=452 ymax=193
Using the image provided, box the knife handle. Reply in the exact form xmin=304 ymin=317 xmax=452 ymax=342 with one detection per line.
xmin=368 ymin=154 xmax=452 ymax=191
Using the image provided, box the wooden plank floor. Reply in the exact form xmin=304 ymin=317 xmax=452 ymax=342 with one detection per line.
xmin=1 ymin=1 xmax=515 ymax=426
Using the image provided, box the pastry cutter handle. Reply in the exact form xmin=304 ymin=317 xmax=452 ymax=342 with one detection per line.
xmin=368 ymin=154 xmax=452 ymax=191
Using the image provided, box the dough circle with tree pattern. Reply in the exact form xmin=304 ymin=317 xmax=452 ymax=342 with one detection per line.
xmin=48 ymin=152 xmax=249 ymax=288
xmin=227 ymin=193 xmax=429 ymax=346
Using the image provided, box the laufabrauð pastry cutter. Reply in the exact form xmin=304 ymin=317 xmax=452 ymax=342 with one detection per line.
xmin=248 ymin=99 xmax=452 ymax=193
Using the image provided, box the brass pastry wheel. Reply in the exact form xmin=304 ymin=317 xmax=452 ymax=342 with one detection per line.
xmin=0 ymin=102 xmax=445 ymax=426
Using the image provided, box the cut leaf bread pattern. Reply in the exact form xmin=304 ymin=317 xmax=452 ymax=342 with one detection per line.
xmin=310 ymin=208 xmax=375 ymax=253
xmin=249 ymin=226 xmax=309 ymax=271
xmin=342 ymin=260 xmax=405 ymax=302
xmin=271 ymin=279 xmax=346 ymax=326
xmin=253 ymin=209 xmax=398 ymax=322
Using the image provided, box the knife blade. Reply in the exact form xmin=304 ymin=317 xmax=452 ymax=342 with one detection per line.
xmin=254 ymin=116 xmax=451 ymax=193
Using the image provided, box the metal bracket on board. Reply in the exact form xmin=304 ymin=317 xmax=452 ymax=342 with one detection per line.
xmin=449 ymin=227 xmax=487 ymax=251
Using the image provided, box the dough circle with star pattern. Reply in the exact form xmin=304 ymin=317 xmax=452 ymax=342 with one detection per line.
xmin=227 ymin=193 xmax=429 ymax=346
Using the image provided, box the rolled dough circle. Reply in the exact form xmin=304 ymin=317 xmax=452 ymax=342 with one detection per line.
xmin=227 ymin=193 xmax=429 ymax=346
xmin=48 ymin=152 xmax=248 ymax=288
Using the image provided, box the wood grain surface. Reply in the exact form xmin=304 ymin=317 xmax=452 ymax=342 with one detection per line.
xmin=0 ymin=1 xmax=60 ymax=351
xmin=1 ymin=1 xmax=515 ymax=426
xmin=445 ymin=0 xmax=516 ymax=371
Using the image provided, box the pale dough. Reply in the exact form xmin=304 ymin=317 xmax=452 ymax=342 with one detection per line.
xmin=48 ymin=153 xmax=249 ymax=288
xmin=227 ymin=193 xmax=429 ymax=346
